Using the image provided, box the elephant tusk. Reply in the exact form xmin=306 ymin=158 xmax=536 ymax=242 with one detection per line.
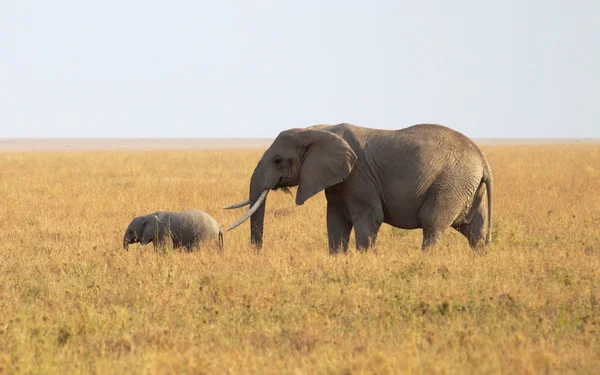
xmin=227 ymin=190 xmax=269 ymax=231
xmin=223 ymin=199 xmax=251 ymax=209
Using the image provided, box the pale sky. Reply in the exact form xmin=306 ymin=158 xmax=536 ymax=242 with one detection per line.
xmin=1 ymin=1 xmax=598 ymax=139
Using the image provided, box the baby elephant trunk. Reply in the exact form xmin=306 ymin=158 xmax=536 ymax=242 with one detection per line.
xmin=123 ymin=235 xmax=131 ymax=250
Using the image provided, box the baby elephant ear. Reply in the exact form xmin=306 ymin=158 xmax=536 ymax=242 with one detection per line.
xmin=141 ymin=215 xmax=160 ymax=244
xmin=295 ymin=129 xmax=357 ymax=205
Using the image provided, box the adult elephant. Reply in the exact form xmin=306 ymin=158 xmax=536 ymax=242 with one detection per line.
xmin=225 ymin=123 xmax=493 ymax=253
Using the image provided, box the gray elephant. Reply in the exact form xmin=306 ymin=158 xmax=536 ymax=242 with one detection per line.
xmin=123 ymin=210 xmax=224 ymax=252
xmin=224 ymin=123 xmax=492 ymax=254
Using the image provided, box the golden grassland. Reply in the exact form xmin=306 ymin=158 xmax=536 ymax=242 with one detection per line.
xmin=0 ymin=145 xmax=599 ymax=374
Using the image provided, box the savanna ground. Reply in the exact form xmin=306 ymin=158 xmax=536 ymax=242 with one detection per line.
xmin=0 ymin=144 xmax=599 ymax=374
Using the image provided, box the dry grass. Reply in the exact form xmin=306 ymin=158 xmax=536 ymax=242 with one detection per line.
xmin=0 ymin=145 xmax=599 ymax=374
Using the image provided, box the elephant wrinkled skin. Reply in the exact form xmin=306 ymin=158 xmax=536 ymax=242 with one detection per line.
xmin=123 ymin=210 xmax=224 ymax=252
xmin=225 ymin=123 xmax=493 ymax=254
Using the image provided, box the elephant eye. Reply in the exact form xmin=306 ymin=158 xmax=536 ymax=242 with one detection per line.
xmin=274 ymin=156 xmax=282 ymax=165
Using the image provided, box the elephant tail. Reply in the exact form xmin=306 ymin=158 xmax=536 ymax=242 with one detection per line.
xmin=483 ymin=168 xmax=493 ymax=245
xmin=218 ymin=228 xmax=224 ymax=252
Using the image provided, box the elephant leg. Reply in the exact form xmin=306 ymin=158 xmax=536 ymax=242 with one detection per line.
xmin=457 ymin=202 xmax=487 ymax=250
xmin=453 ymin=184 xmax=488 ymax=250
xmin=353 ymin=220 xmax=382 ymax=251
xmin=326 ymin=195 xmax=352 ymax=254
xmin=152 ymin=239 xmax=161 ymax=252
xmin=341 ymin=188 xmax=383 ymax=252
xmin=457 ymin=224 xmax=483 ymax=250
xmin=186 ymin=235 xmax=202 ymax=252
xmin=419 ymin=189 xmax=467 ymax=252
xmin=422 ymin=228 xmax=444 ymax=251
xmin=351 ymin=209 xmax=383 ymax=252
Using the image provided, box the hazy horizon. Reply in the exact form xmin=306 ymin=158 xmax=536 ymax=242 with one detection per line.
xmin=2 ymin=136 xmax=599 ymax=153
xmin=2 ymin=1 xmax=599 ymax=139
xmin=3 ymin=135 xmax=600 ymax=140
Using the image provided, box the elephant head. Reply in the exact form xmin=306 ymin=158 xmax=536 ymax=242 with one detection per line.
xmin=122 ymin=214 xmax=161 ymax=249
xmin=224 ymin=127 xmax=357 ymax=248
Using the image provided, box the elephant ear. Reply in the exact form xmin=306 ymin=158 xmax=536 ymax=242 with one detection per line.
xmin=296 ymin=129 xmax=357 ymax=205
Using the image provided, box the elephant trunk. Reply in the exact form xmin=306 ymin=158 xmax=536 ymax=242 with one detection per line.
xmin=249 ymin=167 xmax=268 ymax=248
xmin=224 ymin=159 xmax=273 ymax=248
xmin=249 ymin=192 xmax=266 ymax=249
xmin=123 ymin=236 xmax=130 ymax=250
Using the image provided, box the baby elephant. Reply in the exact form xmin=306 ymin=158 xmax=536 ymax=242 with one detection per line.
xmin=123 ymin=210 xmax=224 ymax=252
